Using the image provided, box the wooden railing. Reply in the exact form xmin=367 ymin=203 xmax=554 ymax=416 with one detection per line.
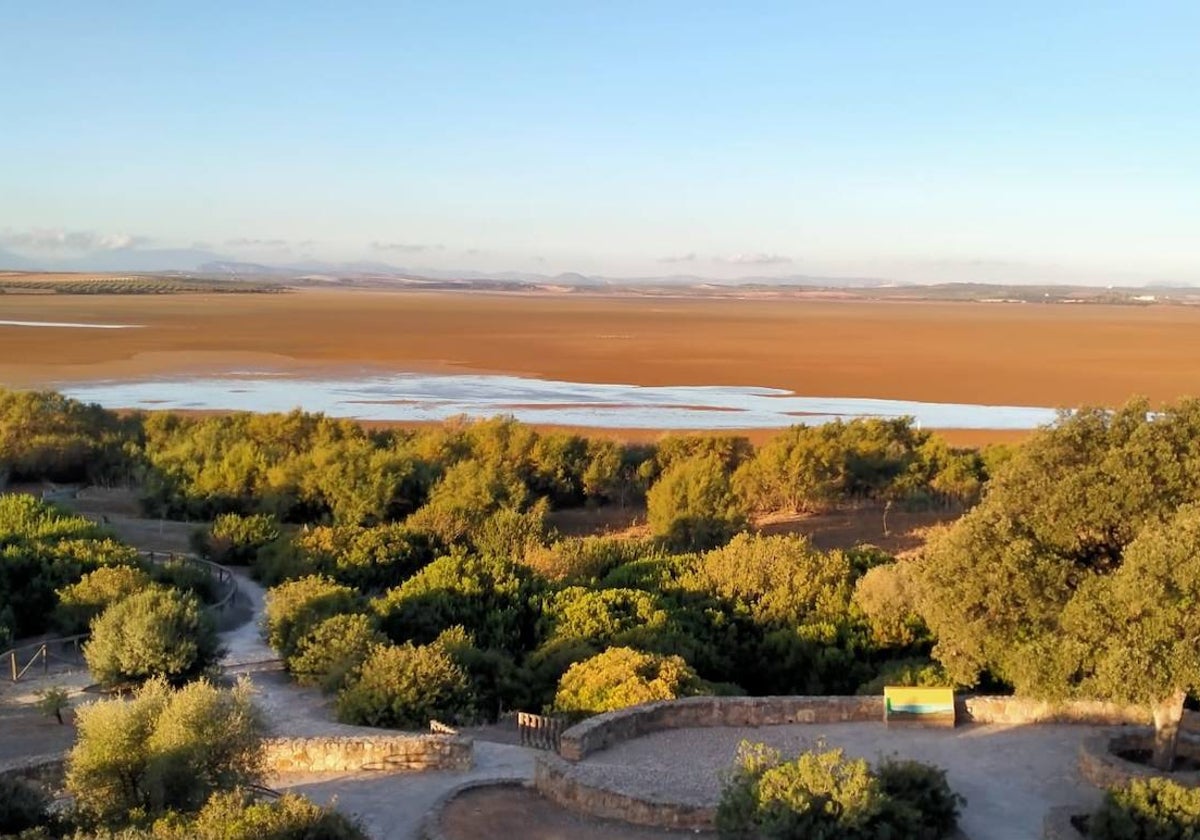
xmin=4 ymin=634 xmax=89 ymax=682
xmin=518 ymin=711 xmax=566 ymax=751
xmin=3 ymin=553 xmax=240 ymax=683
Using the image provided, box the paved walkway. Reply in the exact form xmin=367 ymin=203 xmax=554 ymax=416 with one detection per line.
xmin=573 ymin=722 xmax=1109 ymax=840
xmin=223 ymin=572 xmax=541 ymax=839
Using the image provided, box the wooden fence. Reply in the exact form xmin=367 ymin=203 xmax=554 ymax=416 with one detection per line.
xmin=5 ymin=634 xmax=89 ymax=682
xmin=518 ymin=712 xmax=566 ymax=751
xmin=3 ymin=552 xmax=240 ymax=683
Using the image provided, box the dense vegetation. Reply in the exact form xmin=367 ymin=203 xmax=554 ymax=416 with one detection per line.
xmin=715 ymin=742 xmax=963 ymax=839
xmin=4 ymin=678 xmax=367 ymax=840
xmin=0 ymin=275 xmax=280 ymax=295
xmin=915 ymin=400 xmax=1200 ymax=769
xmin=1089 ymin=777 xmax=1200 ymax=839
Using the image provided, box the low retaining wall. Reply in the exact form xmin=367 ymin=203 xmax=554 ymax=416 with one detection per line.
xmin=536 ymin=753 xmax=715 ymax=831
xmin=1078 ymin=729 xmax=1200 ymax=789
xmin=263 ymin=734 xmax=472 ymax=773
xmin=559 ymin=695 xmax=1150 ymax=762
xmin=419 ymin=777 xmax=534 ymax=840
xmin=559 ymin=695 xmax=880 ymax=761
xmin=0 ymin=753 xmax=66 ymax=791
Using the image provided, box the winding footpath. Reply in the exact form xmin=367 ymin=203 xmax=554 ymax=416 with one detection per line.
xmin=220 ymin=571 xmax=538 ymax=840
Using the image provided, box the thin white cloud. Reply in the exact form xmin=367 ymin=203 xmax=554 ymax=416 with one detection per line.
xmin=658 ymin=252 xmax=697 ymax=264
xmin=0 ymin=228 xmax=150 ymax=252
xmin=371 ymin=241 xmax=441 ymax=253
xmin=719 ymin=252 xmax=793 ymax=266
xmin=226 ymin=237 xmax=290 ymax=248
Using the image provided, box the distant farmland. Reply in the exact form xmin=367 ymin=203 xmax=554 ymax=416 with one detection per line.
xmin=0 ymin=271 xmax=281 ymax=295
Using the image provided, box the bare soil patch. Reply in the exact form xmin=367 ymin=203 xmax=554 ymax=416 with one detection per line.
xmin=439 ymin=784 xmax=705 ymax=839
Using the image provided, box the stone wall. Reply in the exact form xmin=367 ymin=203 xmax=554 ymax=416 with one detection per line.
xmin=535 ymin=753 xmax=715 ymax=831
xmin=557 ymin=694 xmax=1149 ymax=762
xmin=960 ymin=697 xmax=1148 ymax=726
xmin=0 ymin=752 xmax=66 ymax=792
xmin=558 ymin=695 xmax=880 ymax=761
xmin=262 ymin=734 xmax=472 ymax=773
xmin=1077 ymin=729 xmax=1200 ymax=789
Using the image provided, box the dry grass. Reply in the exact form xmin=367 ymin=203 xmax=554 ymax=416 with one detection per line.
xmin=3 ymin=288 xmax=1197 ymax=445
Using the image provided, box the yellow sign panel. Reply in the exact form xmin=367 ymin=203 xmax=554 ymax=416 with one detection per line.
xmin=884 ymin=686 xmax=955 ymax=726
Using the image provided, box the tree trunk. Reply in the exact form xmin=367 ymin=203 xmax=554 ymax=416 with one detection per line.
xmin=1151 ymin=689 xmax=1186 ymax=771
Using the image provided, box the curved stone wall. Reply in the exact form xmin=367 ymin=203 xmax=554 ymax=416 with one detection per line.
xmin=263 ymin=734 xmax=473 ymax=773
xmin=1077 ymin=729 xmax=1200 ymax=789
xmin=557 ymin=694 xmax=1148 ymax=761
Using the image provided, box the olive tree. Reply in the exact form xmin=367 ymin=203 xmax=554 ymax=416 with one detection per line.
xmin=916 ymin=400 xmax=1200 ymax=770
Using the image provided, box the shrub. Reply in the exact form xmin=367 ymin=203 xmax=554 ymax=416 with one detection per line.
xmin=0 ymin=775 xmax=49 ymax=835
xmin=288 ymin=613 xmax=385 ymax=692
xmin=34 ymin=685 xmax=71 ymax=724
xmin=146 ymin=557 xmax=218 ymax=605
xmin=853 ymin=561 xmax=928 ymax=648
xmin=856 ymin=657 xmax=952 ymax=696
xmin=152 ymin=789 xmax=369 ymax=840
xmin=522 ymin=535 xmax=654 ymax=583
xmin=55 ymin=565 xmax=154 ymax=634
xmin=263 ymin=575 xmax=358 ymax=659
xmin=647 ymin=454 xmax=746 ymax=551
xmin=1090 ymin=777 xmax=1200 ymax=840
xmin=875 ymin=758 xmax=965 ymax=838
xmin=67 ymin=678 xmax=264 ymax=825
xmin=715 ymin=742 xmax=963 ymax=840
xmin=553 ymin=646 xmax=710 ymax=716
xmin=198 ymin=513 xmax=280 ymax=565
xmin=335 ymin=641 xmax=475 ymax=728
xmin=84 ymin=588 xmax=222 ymax=687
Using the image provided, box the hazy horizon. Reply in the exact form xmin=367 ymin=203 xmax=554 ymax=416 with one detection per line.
xmin=3 ymin=2 xmax=1198 ymax=286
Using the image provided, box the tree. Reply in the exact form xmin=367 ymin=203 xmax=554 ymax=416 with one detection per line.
xmin=263 ymin=575 xmax=359 ymax=660
xmin=335 ymin=641 xmax=475 ymax=728
xmin=553 ymin=646 xmax=710 ymax=716
xmin=646 ymin=454 xmax=746 ymax=551
xmin=84 ymin=588 xmax=222 ymax=687
xmin=916 ymin=400 xmax=1200 ymax=770
xmin=288 ymin=613 xmax=385 ymax=692
xmin=66 ymin=678 xmax=263 ymax=824
xmin=55 ymin=564 xmax=155 ymax=634
xmin=1061 ymin=505 xmax=1200 ymax=769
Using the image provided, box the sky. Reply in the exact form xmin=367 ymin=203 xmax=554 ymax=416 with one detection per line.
xmin=2 ymin=1 xmax=1198 ymax=283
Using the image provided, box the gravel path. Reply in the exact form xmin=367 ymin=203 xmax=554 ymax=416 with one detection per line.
xmin=573 ymin=722 xmax=1109 ymax=840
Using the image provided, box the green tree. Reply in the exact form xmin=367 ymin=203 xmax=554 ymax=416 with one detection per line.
xmin=66 ymin=678 xmax=263 ymax=825
xmin=263 ymin=575 xmax=359 ymax=660
xmin=55 ymin=565 xmax=155 ymax=634
xmin=335 ymin=641 xmax=475 ymax=728
xmin=553 ymin=646 xmax=710 ymax=716
xmin=916 ymin=401 xmax=1200 ymax=770
xmin=288 ymin=613 xmax=385 ymax=693
xmin=646 ymin=454 xmax=746 ymax=551
xmin=84 ymin=588 xmax=222 ymax=687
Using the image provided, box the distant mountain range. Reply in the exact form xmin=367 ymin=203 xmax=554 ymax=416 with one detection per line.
xmin=0 ymin=247 xmax=898 ymax=288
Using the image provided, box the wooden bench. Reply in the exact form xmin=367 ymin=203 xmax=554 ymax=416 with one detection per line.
xmin=884 ymin=686 xmax=956 ymax=727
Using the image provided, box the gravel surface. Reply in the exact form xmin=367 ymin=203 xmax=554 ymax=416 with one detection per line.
xmin=573 ymin=722 xmax=1110 ymax=840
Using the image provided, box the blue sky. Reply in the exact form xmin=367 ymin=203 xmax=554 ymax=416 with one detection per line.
xmin=2 ymin=1 xmax=1198 ymax=282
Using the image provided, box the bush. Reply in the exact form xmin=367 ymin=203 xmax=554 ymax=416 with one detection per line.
xmin=55 ymin=565 xmax=154 ymax=634
xmin=553 ymin=646 xmax=710 ymax=716
xmin=152 ymin=789 xmax=369 ymax=840
xmin=647 ymin=454 xmax=747 ymax=551
xmin=84 ymin=588 xmax=222 ymax=687
xmin=146 ymin=557 xmax=218 ymax=605
xmin=34 ymin=685 xmax=71 ymax=724
xmin=0 ymin=775 xmax=49 ymax=835
xmin=1090 ymin=777 xmax=1200 ymax=839
xmin=715 ymin=742 xmax=963 ymax=840
xmin=335 ymin=641 xmax=475 ymax=728
xmin=263 ymin=575 xmax=358 ymax=660
xmin=197 ymin=513 xmax=280 ymax=565
xmin=856 ymin=657 xmax=952 ymax=696
xmin=288 ymin=613 xmax=385 ymax=693
xmin=66 ymin=678 xmax=264 ymax=825
xmin=875 ymin=758 xmax=965 ymax=838
xmin=853 ymin=561 xmax=928 ymax=648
